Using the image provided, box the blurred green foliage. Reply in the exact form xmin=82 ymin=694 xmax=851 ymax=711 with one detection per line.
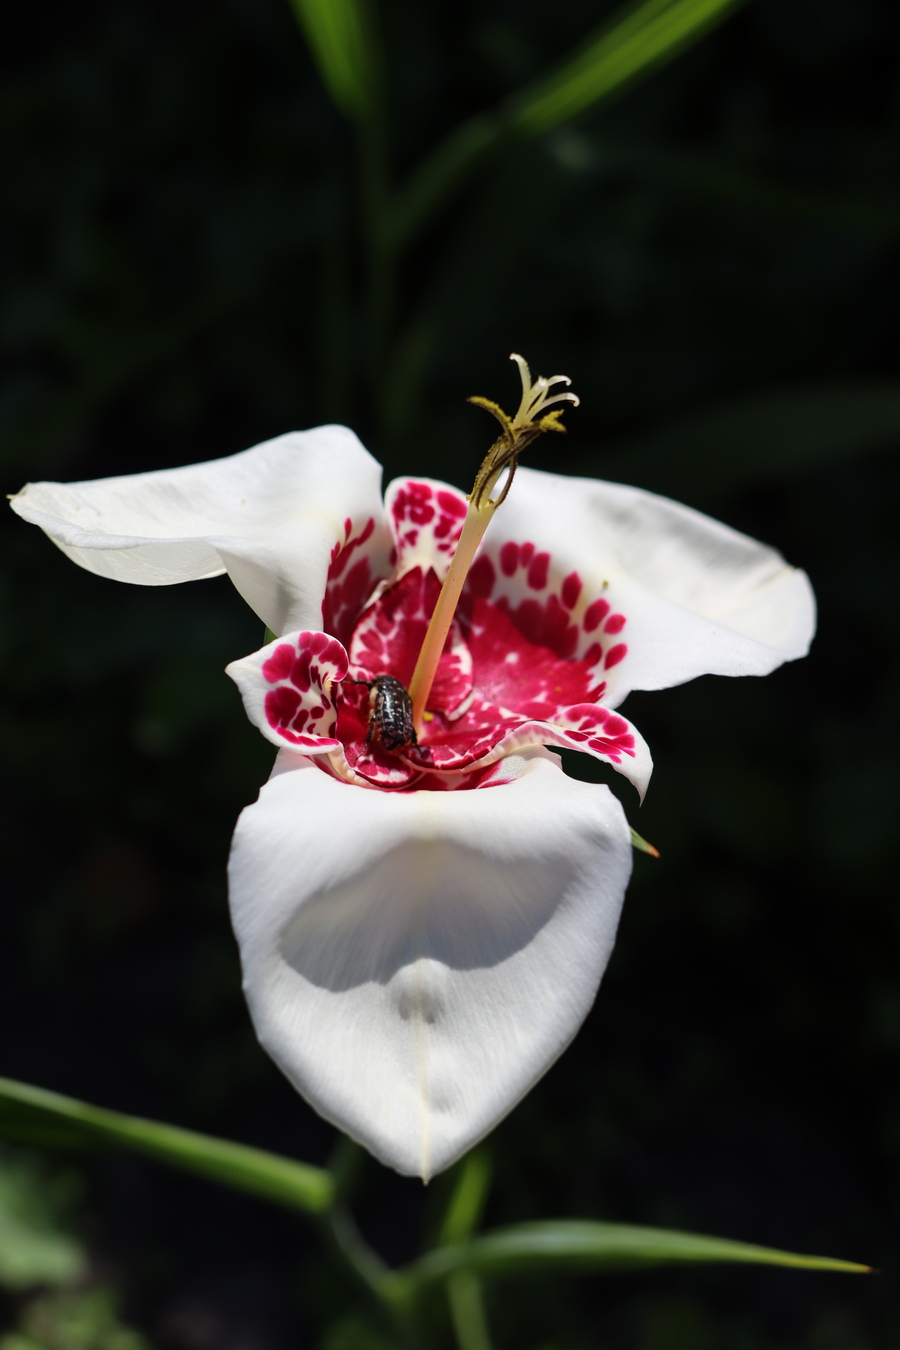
xmin=0 ymin=1146 xmax=147 ymax=1350
xmin=1 ymin=1289 xmax=149 ymax=1350
xmin=2 ymin=0 xmax=899 ymax=1344
xmin=0 ymin=1149 xmax=84 ymax=1290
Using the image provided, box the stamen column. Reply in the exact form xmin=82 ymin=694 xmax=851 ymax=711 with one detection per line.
xmin=407 ymin=353 xmax=579 ymax=734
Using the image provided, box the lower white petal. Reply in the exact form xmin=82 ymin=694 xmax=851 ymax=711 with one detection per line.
xmin=228 ymin=749 xmax=632 ymax=1179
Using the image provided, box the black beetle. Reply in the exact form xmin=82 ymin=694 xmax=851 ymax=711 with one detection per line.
xmin=346 ymin=675 xmax=417 ymax=752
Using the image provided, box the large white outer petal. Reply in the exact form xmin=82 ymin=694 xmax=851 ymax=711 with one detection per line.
xmin=9 ymin=427 xmax=390 ymax=634
xmin=495 ymin=468 xmax=816 ymax=701
xmin=228 ymin=750 xmax=632 ymax=1179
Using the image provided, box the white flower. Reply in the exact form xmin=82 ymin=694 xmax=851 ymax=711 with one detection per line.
xmin=10 ymin=399 xmax=814 ymax=1179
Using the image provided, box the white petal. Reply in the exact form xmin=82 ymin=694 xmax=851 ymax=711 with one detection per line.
xmin=228 ymin=749 xmax=632 ymax=1179
xmin=491 ymin=468 xmax=816 ymax=701
xmin=10 ymin=427 xmax=392 ymax=634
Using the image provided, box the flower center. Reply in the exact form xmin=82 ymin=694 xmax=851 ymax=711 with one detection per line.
xmin=407 ymin=353 xmax=578 ymax=732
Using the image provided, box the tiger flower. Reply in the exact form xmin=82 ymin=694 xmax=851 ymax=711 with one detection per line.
xmin=10 ymin=357 xmax=815 ymax=1180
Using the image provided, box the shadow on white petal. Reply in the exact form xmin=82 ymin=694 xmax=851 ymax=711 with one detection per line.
xmin=279 ymin=839 xmax=574 ymax=989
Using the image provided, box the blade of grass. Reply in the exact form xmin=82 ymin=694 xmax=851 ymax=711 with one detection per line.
xmin=391 ymin=0 xmax=745 ymax=247
xmin=287 ymin=0 xmax=381 ymax=123
xmin=507 ymin=0 xmax=745 ymax=138
xmin=0 ymin=1076 xmax=333 ymax=1215
xmin=406 ymin=1220 xmax=872 ymax=1286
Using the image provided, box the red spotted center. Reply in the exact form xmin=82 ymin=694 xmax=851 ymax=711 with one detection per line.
xmin=250 ymin=481 xmax=636 ymax=791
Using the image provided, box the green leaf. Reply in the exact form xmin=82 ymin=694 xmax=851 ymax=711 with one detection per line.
xmin=392 ymin=0 xmax=745 ymax=246
xmin=586 ymin=381 xmax=900 ymax=508
xmin=0 ymin=1148 xmax=85 ymax=1290
xmin=507 ymin=0 xmax=747 ymax=138
xmin=287 ymin=0 xmax=381 ymax=123
xmin=0 ymin=1078 xmax=333 ymax=1216
xmin=406 ymin=1220 xmax=871 ymax=1286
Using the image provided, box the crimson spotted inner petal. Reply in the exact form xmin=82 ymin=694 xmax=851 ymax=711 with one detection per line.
xmin=328 ymin=528 xmax=633 ymax=788
xmin=349 ymin=569 xmax=473 ymax=718
xmin=226 ymin=477 xmax=645 ymax=795
xmin=322 ymin=515 xmax=379 ymax=645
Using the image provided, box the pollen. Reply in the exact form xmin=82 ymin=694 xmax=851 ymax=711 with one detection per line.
xmin=467 ymin=353 xmax=580 ymax=512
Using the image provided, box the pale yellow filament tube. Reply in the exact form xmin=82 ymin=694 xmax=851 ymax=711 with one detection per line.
xmin=408 ymin=502 xmax=494 ymax=733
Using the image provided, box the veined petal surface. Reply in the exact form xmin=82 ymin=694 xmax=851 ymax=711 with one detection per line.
xmin=228 ymin=750 xmax=633 ymax=1179
xmin=486 ymin=468 xmax=815 ymax=704
xmin=10 ymin=427 xmax=392 ymax=634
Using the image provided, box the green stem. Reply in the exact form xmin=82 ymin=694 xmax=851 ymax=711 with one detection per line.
xmin=390 ymin=114 xmax=505 ymax=252
xmin=447 ymin=1273 xmax=494 ymax=1350
xmin=323 ymin=1206 xmax=388 ymax=1303
xmin=360 ymin=100 xmax=393 ymax=426
xmin=319 ymin=1205 xmax=420 ymax=1344
xmin=319 ymin=181 xmax=353 ymax=422
xmin=436 ymin=1149 xmax=493 ymax=1249
xmin=327 ymin=1133 xmax=366 ymax=1205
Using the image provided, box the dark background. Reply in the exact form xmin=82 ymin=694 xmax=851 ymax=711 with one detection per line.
xmin=2 ymin=0 xmax=899 ymax=1345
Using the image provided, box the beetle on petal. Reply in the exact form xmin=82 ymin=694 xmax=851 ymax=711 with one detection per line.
xmin=346 ymin=674 xmax=418 ymax=752
xmin=10 ymin=356 xmax=815 ymax=1179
